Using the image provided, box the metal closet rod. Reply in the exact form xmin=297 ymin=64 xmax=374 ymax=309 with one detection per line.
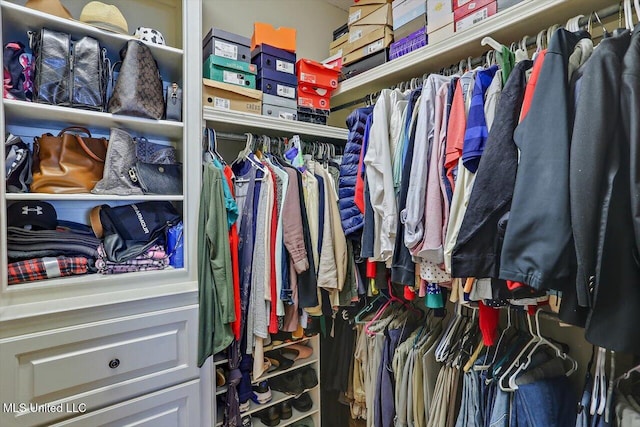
xmin=331 ymin=3 xmax=621 ymax=113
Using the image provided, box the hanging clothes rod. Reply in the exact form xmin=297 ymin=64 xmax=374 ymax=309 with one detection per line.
xmin=215 ymin=131 xmax=250 ymax=142
xmin=331 ymin=3 xmax=620 ymax=113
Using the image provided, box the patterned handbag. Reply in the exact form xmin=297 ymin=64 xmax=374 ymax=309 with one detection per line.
xmin=107 ymin=40 xmax=164 ymax=119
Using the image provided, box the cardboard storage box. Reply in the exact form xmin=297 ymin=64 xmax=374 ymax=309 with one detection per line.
xmin=343 ymin=32 xmax=393 ymax=65
xmin=203 ymin=55 xmax=257 ymax=89
xmin=393 ymin=0 xmax=426 ymax=30
xmin=252 ymin=44 xmax=296 ymax=76
xmin=427 ymin=0 xmax=454 ymax=32
xmin=345 ymin=26 xmax=394 ymax=57
xmin=298 ymin=85 xmax=331 ymax=110
xmin=297 ymin=59 xmax=340 ymax=90
xmin=203 ymin=78 xmax=262 ymax=114
xmin=394 ymin=14 xmax=426 ymax=40
xmin=329 ymin=32 xmax=349 ymax=56
xmin=428 ymin=22 xmax=454 ymax=44
xmin=348 ymin=24 xmax=392 ymax=46
xmin=257 ymin=78 xmax=297 ymax=100
xmin=349 ymin=3 xmax=393 ymax=26
xmin=453 ymin=0 xmax=494 ymax=20
xmin=203 ymin=28 xmax=252 ymax=63
xmin=262 ymin=104 xmax=297 ymax=120
xmin=252 ymin=22 xmax=296 ymax=52
xmin=455 ymin=1 xmax=496 ymax=31
xmin=340 ymin=48 xmax=388 ymax=81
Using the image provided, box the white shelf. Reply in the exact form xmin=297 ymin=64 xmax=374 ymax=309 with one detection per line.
xmin=0 ymin=0 xmax=183 ymax=81
xmin=215 ymin=385 xmax=228 ymax=396
xmin=203 ymin=107 xmax=348 ymax=143
xmin=3 ymin=99 xmax=184 ymax=140
xmin=6 ymin=193 xmax=184 ymax=201
xmin=331 ymin=0 xmax=616 ymax=106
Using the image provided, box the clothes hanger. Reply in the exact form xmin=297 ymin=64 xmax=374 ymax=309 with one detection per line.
xmin=435 ymin=303 xmax=466 ymax=362
xmin=475 ymin=307 xmax=513 ymax=371
xmin=499 ymin=310 xmax=539 ymax=391
xmin=481 ymin=36 xmax=503 ymax=52
xmin=354 ymin=292 xmax=388 ymax=324
xmin=507 ymin=309 xmax=578 ymax=390
xmin=591 ymin=347 xmax=607 ymax=416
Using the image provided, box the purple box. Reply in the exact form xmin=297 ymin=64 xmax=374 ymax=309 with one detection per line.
xmin=389 ymin=27 xmax=427 ymax=60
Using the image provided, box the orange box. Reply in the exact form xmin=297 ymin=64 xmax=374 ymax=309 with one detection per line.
xmin=297 ymin=59 xmax=340 ymax=90
xmin=298 ymin=85 xmax=331 ymax=110
xmin=251 ymin=22 xmax=296 ymax=52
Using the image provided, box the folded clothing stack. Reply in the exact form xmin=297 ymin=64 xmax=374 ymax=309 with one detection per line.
xmin=96 ymin=244 xmax=169 ymax=274
xmin=7 ymin=201 xmax=100 ymax=285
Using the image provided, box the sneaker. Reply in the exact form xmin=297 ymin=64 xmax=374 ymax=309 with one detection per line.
xmin=279 ymin=400 xmax=293 ymax=420
xmin=239 ymin=400 xmax=250 ymax=413
xmin=241 ymin=414 xmax=253 ymax=427
xmin=251 ymin=380 xmax=272 ymax=404
xmin=256 ymin=405 xmax=280 ymax=427
xmin=292 ymin=392 xmax=313 ymax=412
xmin=270 ymin=371 xmax=304 ymax=395
xmin=300 ymin=367 xmax=318 ymax=390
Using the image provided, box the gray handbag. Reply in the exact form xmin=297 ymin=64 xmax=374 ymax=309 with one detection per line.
xmin=92 ymin=128 xmax=143 ymax=195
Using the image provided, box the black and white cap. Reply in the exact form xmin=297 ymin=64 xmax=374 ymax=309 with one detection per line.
xmin=7 ymin=201 xmax=57 ymax=230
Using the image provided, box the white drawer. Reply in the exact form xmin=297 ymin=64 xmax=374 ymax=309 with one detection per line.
xmin=49 ymin=379 xmax=200 ymax=427
xmin=0 ymin=305 xmax=199 ymax=427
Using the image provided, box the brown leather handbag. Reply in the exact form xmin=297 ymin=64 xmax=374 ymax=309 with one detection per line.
xmin=31 ymin=126 xmax=108 ymax=193
xmin=107 ymin=40 xmax=164 ymax=120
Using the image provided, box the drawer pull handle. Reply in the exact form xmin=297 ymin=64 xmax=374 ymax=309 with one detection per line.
xmin=108 ymin=359 xmax=120 ymax=369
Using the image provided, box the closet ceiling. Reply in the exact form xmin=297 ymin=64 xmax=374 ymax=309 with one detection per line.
xmin=323 ymin=0 xmax=351 ymax=11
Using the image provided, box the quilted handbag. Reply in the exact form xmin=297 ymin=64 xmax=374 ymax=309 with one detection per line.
xmin=29 ymin=29 xmax=107 ymax=110
xmin=31 ymin=126 xmax=107 ymax=193
xmin=107 ymin=40 xmax=164 ymax=119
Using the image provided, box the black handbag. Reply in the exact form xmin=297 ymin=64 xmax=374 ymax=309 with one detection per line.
xmin=29 ymin=28 xmax=108 ymax=110
xmin=92 ymin=201 xmax=181 ymax=262
xmin=128 ymin=161 xmax=182 ymax=195
xmin=5 ymin=133 xmax=32 ymax=192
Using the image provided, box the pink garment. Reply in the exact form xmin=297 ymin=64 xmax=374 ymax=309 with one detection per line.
xmin=416 ymin=81 xmax=451 ymax=262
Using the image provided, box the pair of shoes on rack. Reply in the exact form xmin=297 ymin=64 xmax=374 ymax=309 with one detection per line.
xmin=255 ymin=401 xmax=292 ymax=426
xmin=270 ymin=367 xmax=318 ymax=395
xmin=265 ymin=349 xmax=294 ymax=372
xmin=251 ymin=380 xmax=272 ymax=405
xmin=292 ymin=392 xmax=313 ymax=412
xmin=281 ymin=344 xmax=313 ymax=361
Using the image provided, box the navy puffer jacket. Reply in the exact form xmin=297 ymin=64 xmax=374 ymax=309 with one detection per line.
xmin=339 ymin=106 xmax=373 ymax=238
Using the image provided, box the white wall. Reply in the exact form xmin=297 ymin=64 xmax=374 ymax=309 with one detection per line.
xmin=202 ymin=0 xmax=348 ymax=62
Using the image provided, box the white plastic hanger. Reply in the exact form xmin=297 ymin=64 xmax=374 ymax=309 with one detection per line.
xmin=475 ymin=308 xmax=513 ymax=371
xmin=625 ymin=0 xmax=634 ymax=30
xmin=507 ymin=309 xmax=578 ymax=390
xmin=591 ymin=347 xmax=608 ymax=416
xmin=481 ymin=36 xmax=503 ymax=51
xmin=499 ymin=312 xmax=539 ymax=391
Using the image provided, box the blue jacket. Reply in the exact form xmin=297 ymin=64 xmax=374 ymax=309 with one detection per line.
xmin=338 ymin=106 xmax=373 ymax=238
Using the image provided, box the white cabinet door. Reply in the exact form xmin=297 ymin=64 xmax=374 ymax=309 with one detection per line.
xmin=0 ymin=305 xmax=199 ymax=427
xmin=49 ymin=379 xmax=200 ymax=427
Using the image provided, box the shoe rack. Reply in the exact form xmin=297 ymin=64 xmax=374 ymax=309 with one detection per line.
xmin=215 ymin=334 xmax=321 ymax=427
